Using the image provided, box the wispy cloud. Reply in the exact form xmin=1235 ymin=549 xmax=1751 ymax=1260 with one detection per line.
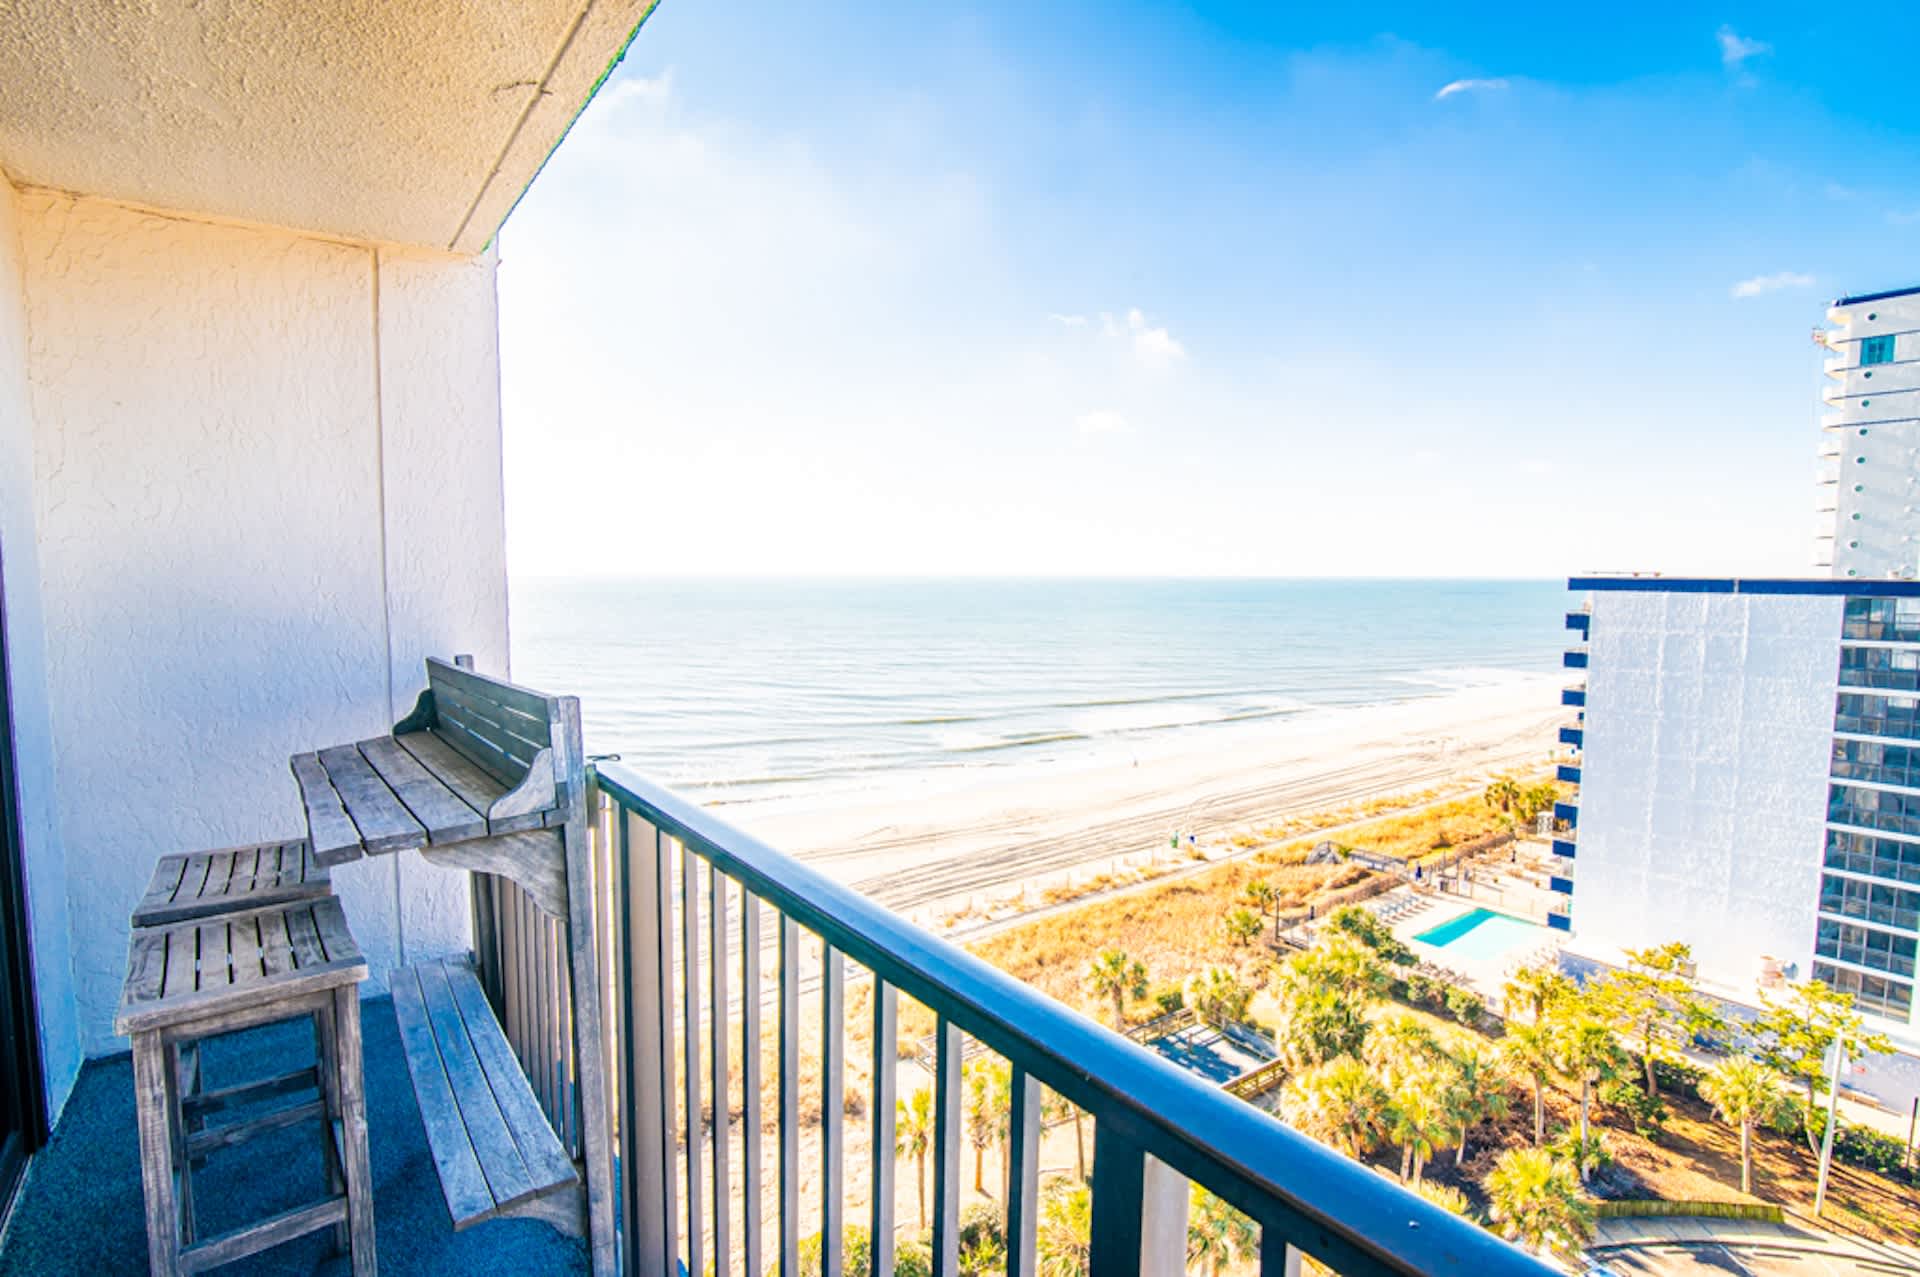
xmin=1717 ymin=26 xmax=1770 ymax=69
xmin=1434 ymin=77 xmax=1510 ymax=101
xmin=1888 ymin=208 xmax=1920 ymax=226
xmin=1731 ymin=270 xmax=1814 ymax=299
xmin=1048 ymin=312 xmax=1088 ymax=327
xmin=1075 ymin=409 xmax=1128 ymax=437
xmin=1099 ymin=307 xmax=1187 ymax=370
xmin=602 ymin=69 xmax=675 ymax=108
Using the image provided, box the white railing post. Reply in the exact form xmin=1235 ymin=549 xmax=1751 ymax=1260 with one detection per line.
xmin=1140 ymin=1154 xmax=1190 ymax=1277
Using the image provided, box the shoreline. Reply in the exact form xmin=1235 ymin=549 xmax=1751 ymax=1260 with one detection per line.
xmin=734 ymin=673 xmax=1566 ymax=914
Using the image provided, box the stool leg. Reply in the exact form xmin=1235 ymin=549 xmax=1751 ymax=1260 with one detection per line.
xmin=314 ymin=1008 xmax=346 ymax=1253
xmin=165 ymin=1041 xmax=196 ymax=1247
xmin=131 ymin=1032 xmax=183 ymax=1277
xmin=331 ymin=985 xmax=377 ymax=1277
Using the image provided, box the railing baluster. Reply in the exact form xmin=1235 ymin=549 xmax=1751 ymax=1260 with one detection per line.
xmin=741 ymin=890 xmax=765 ymax=1277
xmin=620 ymin=810 xmax=677 ymax=1277
xmin=822 ymin=946 xmax=846 ymax=1277
xmin=870 ymin=982 xmax=898 ymax=1277
xmin=1004 ymin=1067 xmax=1039 ymax=1277
xmin=1089 ymin=1122 xmax=1146 ymax=1277
xmin=682 ymin=841 xmax=705 ymax=1277
xmin=931 ymin=1016 xmax=962 ymax=1277
xmin=710 ymin=863 xmax=733 ymax=1277
xmin=778 ymin=915 xmax=801 ymax=1277
xmin=1261 ymin=1225 xmax=1303 ymax=1277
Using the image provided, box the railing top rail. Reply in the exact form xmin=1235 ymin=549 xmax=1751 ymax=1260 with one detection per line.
xmin=593 ymin=762 xmax=1551 ymax=1277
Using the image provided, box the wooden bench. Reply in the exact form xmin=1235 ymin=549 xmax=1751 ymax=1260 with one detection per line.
xmin=390 ymin=959 xmax=580 ymax=1232
xmin=287 ymin=657 xmax=614 ymax=1275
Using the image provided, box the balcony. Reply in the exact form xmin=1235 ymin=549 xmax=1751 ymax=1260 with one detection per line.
xmin=1550 ymin=836 xmax=1576 ymax=859
xmin=1562 ymin=650 xmax=1588 ymax=670
xmin=1560 ymin=685 xmax=1585 ymax=708
xmin=1559 ymin=726 xmax=1584 ymax=748
xmin=1556 ymin=763 xmax=1581 ymax=784
xmin=1553 ymin=802 xmax=1578 ymax=828
xmin=1564 ymin=610 xmax=1590 ymax=636
xmin=1 ymin=760 xmax=1549 ymax=1277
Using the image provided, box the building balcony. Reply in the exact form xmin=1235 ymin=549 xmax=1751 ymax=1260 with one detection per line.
xmin=1552 ymin=801 xmax=1577 ymax=827
xmin=1548 ymin=875 xmax=1574 ymax=895
xmin=1564 ymin=609 xmax=1590 ymax=636
xmin=1559 ymin=726 xmax=1583 ymax=748
xmin=1562 ymin=649 xmax=1588 ymax=670
xmin=1 ymin=760 xmax=1549 ymax=1277
xmin=1560 ymin=685 xmax=1585 ymax=708
xmin=1556 ymin=763 xmax=1581 ymax=784
xmin=1550 ymin=836 xmax=1576 ymax=859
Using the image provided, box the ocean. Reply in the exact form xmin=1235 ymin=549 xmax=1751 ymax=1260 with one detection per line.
xmin=509 ymin=578 xmax=1567 ymax=812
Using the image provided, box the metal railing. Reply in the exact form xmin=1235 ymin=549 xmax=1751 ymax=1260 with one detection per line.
xmin=585 ymin=760 xmax=1549 ymax=1277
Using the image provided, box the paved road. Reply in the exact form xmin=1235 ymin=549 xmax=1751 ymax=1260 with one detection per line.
xmin=1590 ymin=1217 xmax=1920 ymax=1277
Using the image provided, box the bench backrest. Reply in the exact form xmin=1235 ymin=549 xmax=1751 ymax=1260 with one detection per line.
xmin=400 ymin=656 xmax=585 ymax=812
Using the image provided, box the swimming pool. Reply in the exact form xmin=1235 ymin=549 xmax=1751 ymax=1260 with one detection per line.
xmin=1412 ymin=908 xmax=1549 ymax=962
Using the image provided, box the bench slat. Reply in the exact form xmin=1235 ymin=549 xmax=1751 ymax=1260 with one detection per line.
xmin=132 ymin=839 xmax=328 ymax=928
xmin=391 ymin=968 xmax=496 ymax=1228
xmin=397 ymin=731 xmax=546 ymax=836
xmin=416 ymin=962 xmax=539 ymax=1211
xmin=291 ymin=752 xmax=363 ymax=865
xmin=442 ymin=962 xmax=578 ymax=1193
xmin=424 ymin=657 xmax=553 ymax=723
xmin=358 ymin=736 xmax=488 ymax=845
xmin=317 ymin=744 xmax=427 ymax=854
xmin=431 ymin=686 xmax=547 ymax=787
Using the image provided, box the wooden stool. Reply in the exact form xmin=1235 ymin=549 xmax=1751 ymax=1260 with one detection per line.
xmin=115 ymin=898 xmax=375 ymax=1276
xmin=132 ymin=838 xmax=329 ymax=928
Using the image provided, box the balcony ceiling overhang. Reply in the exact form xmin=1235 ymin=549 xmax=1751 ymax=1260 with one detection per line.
xmin=0 ymin=0 xmax=656 ymax=254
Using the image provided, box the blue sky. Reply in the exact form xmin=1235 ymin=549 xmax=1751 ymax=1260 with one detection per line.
xmin=498 ymin=1 xmax=1920 ymax=579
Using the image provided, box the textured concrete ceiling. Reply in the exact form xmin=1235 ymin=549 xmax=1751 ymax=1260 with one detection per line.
xmin=0 ymin=0 xmax=655 ymax=253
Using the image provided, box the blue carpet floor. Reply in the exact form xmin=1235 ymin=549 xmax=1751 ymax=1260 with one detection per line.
xmin=0 ymin=994 xmax=589 ymax=1275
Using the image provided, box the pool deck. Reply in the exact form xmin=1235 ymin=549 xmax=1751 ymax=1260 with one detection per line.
xmin=1390 ymin=894 xmax=1564 ymax=1004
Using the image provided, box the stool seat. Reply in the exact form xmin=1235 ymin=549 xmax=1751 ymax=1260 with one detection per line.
xmin=132 ymin=838 xmax=329 ymax=929
xmin=117 ymin=897 xmax=365 ymax=1036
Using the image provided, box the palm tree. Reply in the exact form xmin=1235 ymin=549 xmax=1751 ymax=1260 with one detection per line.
xmin=1187 ymin=965 xmax=1252 ymax=1027
xmin=1700 ymin=1055 xmax=1776 ymax=1195
xmin=1085 ymin=949 xmax=1148 ymax=1031
xmin=1444 ymin=1043 xmax=1510 ymax=1167
xmin=964 ymin=1059 xmax=1009 ymax=1196
xmin=1035 ymin=1180 xmax=1092 ymax=1277
xmin=1187 ymin=1184 xmax=1257 ymax=1277
xmin=1409 ymin=1180 xmax=1470 ymax=1217
xmin=1484 ymin=775 xmax=1522 ymax=814
xmin=1500 ymin=1020 xmax=1556 ymax=1147
xmin=1483 ymin=1148 xmax=1595 ymax=1258
xmin=1280 ymin=1056 xmax=1389 ymax=1157
xmin=1547 ymin=1126 xmax=1613 ymax=1184
xmin=1041 ymin=1087 xmax=1085 ymax=1182
xmin=1501 ymin=963 xmax=1572 ymax=1026
xmin=1553 ymin=1015 xmax=1625 ymax=1165
xmin=1386 ymin=1081 xmax=1450 ymax=1184
xmin=1224 ymin=907 xmax=1262 ymax=947
xmin=1245 ymin=880 xmax=1279 ymax=939
xmin=897 ymin=1086 xmax=935 ymax=1229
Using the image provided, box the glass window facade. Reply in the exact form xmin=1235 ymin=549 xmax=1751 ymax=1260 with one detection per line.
xmin=1819 ymin=873 xmax=1920 ymax=931
xmin=1834 ymin=691 xmax=1920 ymax=742
xmin=1812 ymin=961 xmax=1913 ymax=1019
xmin=1828 ymin=782 xmax=1920 ymax=838
xmin=1844 ymin=597 xmax=1920 ymax=641
xmin=1815 ymin=918 xmax=1917 ymax=977
xmin=1831 ymin=738 xmax=1920 ymax=788
xmin=1826 ymin=828 xmax=1920 ymax=885
xmin=1860 ymin=335 xmax=1896 ymax=367
xmin=1839 ymin=645 xmax=1920 ymax=691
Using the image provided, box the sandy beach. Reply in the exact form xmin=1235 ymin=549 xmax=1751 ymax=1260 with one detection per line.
xmin=735 ymin=674 xmax=1567 ymax=916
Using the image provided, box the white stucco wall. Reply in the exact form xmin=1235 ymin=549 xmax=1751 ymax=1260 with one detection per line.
xmin=1826 ymin=293 xmax=1920 ymax=581
xmin=0 ymin=170 xmax=84 ymax=1121
xmin=14 ymin=190 xmax=507 ymax=1057
xmin=1571 ymin=590 xmax=1841 ymax=991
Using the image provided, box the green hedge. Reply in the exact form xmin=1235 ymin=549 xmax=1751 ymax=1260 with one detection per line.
xmin=1595 ymin=1200 xmax=1784 ymax=1223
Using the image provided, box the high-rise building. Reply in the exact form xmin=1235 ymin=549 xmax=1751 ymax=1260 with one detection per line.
xmin=1557 ymin=285 xmax=1920 ymax=1113
xmin=1820 ymin=286 xmax=1920 ymax=580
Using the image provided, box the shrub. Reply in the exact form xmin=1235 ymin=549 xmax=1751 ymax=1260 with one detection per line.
xmin=1444 ymin=985 xmax=1485 ymax=1028
xmin=1651 ymin=1058 xmax=1705 ymax=1100
xmin=958 ymin=1202 xmax=1004 ymax=1256
xmin=1404 ymin=972 xmax=1439 ymax=1007
xmin=1150 ymin=983 xmax=1186 ymax=1015
xmin=1599 ymin=1079 xmax=1669 ymax=1137
xmin=1836 ymin=1122 xmax=1911 ymax=1177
